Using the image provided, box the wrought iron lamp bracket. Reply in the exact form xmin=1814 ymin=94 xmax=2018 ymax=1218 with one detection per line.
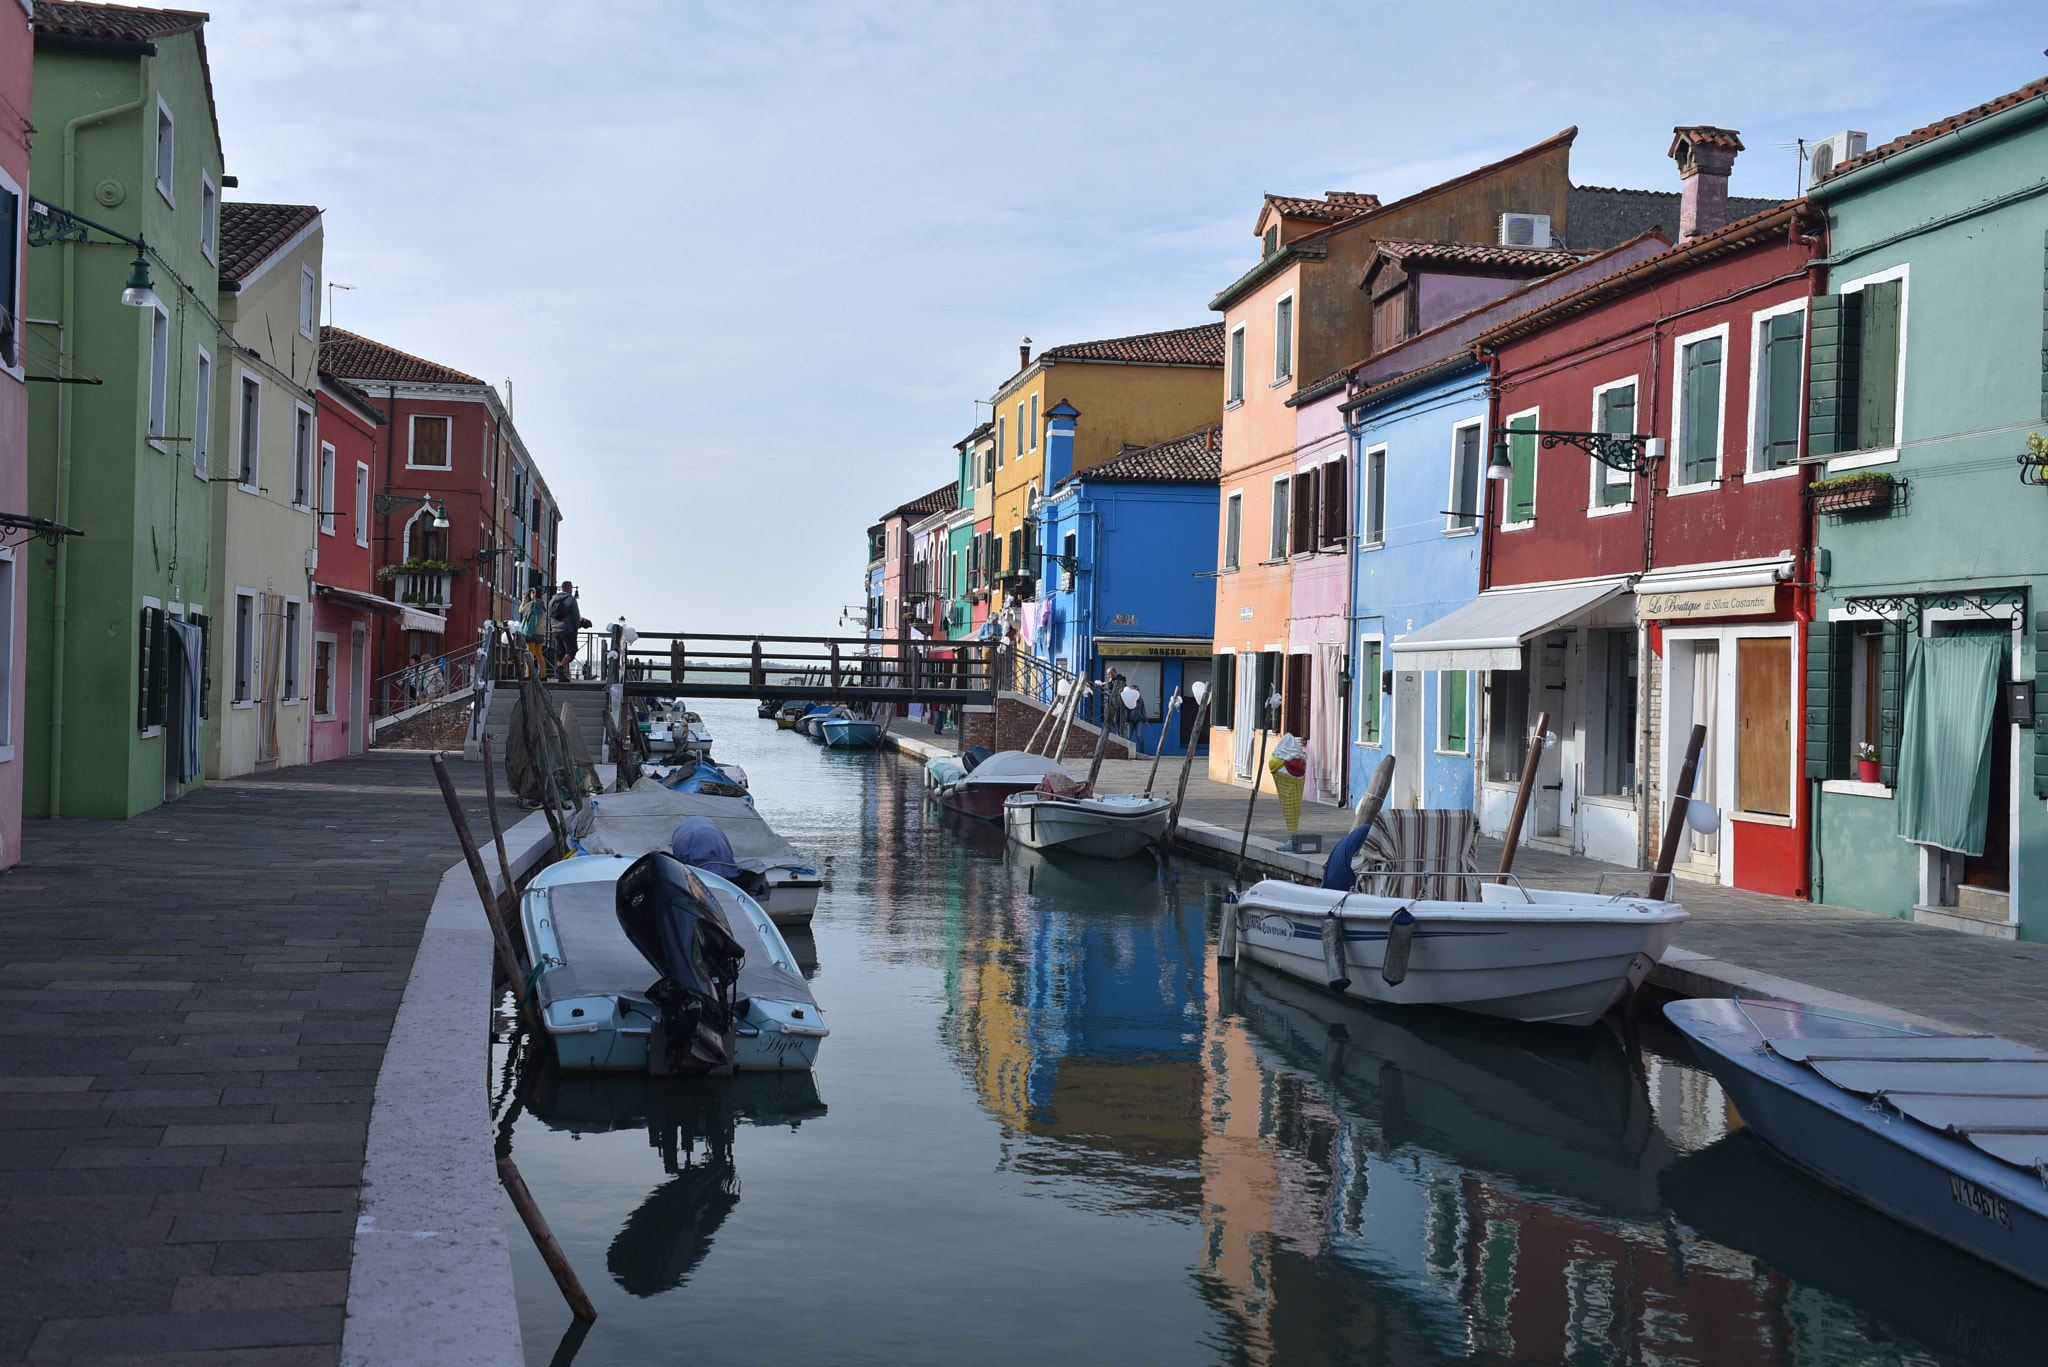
xmin=1522 ymin=429 xmax=1659 ymax=476
xmin=2017 ymin=443 xmax=2048 ymax=487
xmin=26 ymin=197 xmax=140 ymax=251
xmin=1841 ymin=588 xmax=2027 ymax=632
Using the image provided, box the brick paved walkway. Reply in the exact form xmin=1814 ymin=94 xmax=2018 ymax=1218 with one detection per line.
xmin=0 ymin=751 xmax=517 ymax=1366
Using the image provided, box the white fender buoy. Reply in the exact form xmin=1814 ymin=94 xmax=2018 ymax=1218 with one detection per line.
xmin=1321 ymin=913 xmax=1351 ymax=991
xmin=1218 ymin=893 xmax=1240 ymax=963
xmin=1381 ymin=906 xmax=1417 ymax=986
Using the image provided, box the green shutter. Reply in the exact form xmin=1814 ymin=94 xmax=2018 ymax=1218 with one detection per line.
xmin=1806 ymin=293 xmax=1862 ymax=458
xmin=1508 ymin=415 xmax=1536 ymax=523
xmin=1442 ymin=670 xmax=1467 ymax=752
xmin=1858 ymin=280 xmax=1902 ymax=451
xmin=139 ymin=606 xmax=169 ymax=731
xmin=1681 ymin=337 xmax=1723 ymax=484
xmin=1879 ymin=620 xmax=1906 ymax=788
xmin=1805 ymin=621 xmax=1851 ymax=779
xmin=2034 ymin=611 xmax=2048 ymax=798
xmin=1214 ymin=653 xmax=1235 ymax=729
xmin=1763 ymin=312 xmax=1804 ymax=470
xmin=1600 ymin=386 xmax=1635 ymax=504
xmin=1362 ymin=641 xmax=1382 ymax=744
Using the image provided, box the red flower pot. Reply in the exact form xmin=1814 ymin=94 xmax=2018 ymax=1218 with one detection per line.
xmin=1857 ymin=758 xmax=1880 ymax=784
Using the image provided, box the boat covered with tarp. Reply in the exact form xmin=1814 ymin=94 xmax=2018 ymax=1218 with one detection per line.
xmin=572 ymin=783 xmax=822 ymax=925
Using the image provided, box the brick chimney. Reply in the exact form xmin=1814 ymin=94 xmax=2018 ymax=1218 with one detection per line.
xmin=1667 ymin=126 xmax=1744 ymax=241
xmin=1019 ymin=336 xmax=1032 ymax=371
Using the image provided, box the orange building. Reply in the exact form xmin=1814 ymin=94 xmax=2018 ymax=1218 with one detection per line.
xmin=1206 ymin=130 xmax=1582 ymax=787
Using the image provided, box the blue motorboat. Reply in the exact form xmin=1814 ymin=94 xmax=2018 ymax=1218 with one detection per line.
xmin=820 ymin=715 xmax=882 ymax=749
xmin=1666 ymin=997 xmax=2048 ymax=1291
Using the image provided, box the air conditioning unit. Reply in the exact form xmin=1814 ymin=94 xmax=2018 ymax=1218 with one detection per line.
xmin=1498 ymin=213 xmax=1552 ymax=248
xmin=1807 ymin=131 xmax=1868 ymax=188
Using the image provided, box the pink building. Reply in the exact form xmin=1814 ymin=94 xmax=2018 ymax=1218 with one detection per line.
xmin=308 ymin=378 xmax=389 ymax=761
xmin=0 ymin=13 xmax=29 ymax=866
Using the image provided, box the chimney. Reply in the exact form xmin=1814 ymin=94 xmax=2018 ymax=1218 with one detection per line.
xmin=1019 ymin=336 xmax=1032 ymax=372
xmin=1668 ymin=126 xmax=1744 ymax=241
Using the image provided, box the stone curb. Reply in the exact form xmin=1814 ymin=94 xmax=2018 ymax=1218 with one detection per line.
xmin=341 ymin=810 xmax=556 ymax=1367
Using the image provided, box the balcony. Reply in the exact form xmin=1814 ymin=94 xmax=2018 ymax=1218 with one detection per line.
xmin=378 ymin=560 xmax=464 ymax=609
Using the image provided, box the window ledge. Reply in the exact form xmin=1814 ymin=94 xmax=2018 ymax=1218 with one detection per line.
xmin=231 ymin=700 xmax=255 ymax=710
xmin=1821 ymin=779 xmax=1892 ymax=799
xmin=0 ymin=745 xmax=15 ymax=763
xmin=1225 ymin=399 xmax=1244 ymax=412
xmin=1433 ymin=748 xmax=1470 ymax=758
xmin=147 ymin=439 xmax=167 ymax=455
xmin=140 ymin=725 xmax=161 ymax=739
xmin=237 ymin=482 xmax=259 ymax=495
xmin=1269 ymin=376 xmax=1292 ymax=389
xmin=1586 ymin=502 xmax=1633 ymax=518
xmin=1442 ymin=525 xmax=1479 ymax=538
xmin=1500 ymin=520 xmax=1535 ymax=532
xmin=1728 ymin=810 xmax=1794 ymax=827
xmin=313 ymin=712 xmax=337 ymax=722
xmin=1826 ymin=447 xmax=1900 ymax=474
xmin=1258 ymin=557 xmax=1288 ymax=567
xmin=1746 ymin=463 xmax=1801 ymax=483
xmin=1580 ymin=793 xmax=1637 ymax=810
xmin=1666 ymin=478 xmax=1722 ymax=497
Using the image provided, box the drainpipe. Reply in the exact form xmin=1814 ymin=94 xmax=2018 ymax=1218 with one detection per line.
xmin=48 ymin=55 xmax=149 ymax=817
xmin=1339 ymin=397 xmax=1369 ymax=808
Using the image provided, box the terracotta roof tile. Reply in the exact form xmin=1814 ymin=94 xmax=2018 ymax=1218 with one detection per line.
xmin=1667 ymin=125 xmax=1745 ymax=156
xmin=33 ymin=0 xmax=205 ymax=42
xmin=217 ymin=202 xmax=319 ymax=282
xmin=1040 ymin=322 xmax=1223 ymax=368
xmin=1372 ymin=238 xmax=1596 ymax=273
xmin=886 ymin=483 xmax=958 ymax=522
xmin=1069 ymin=426 xmax=1221 ymax=485
xmin=1825 ymin=76 xmax=2048 ymax=181
xmin=319 ymin=326 xmax=485 ymax=387
xmin=1263 ymin=191 xmax=1383 ymax=223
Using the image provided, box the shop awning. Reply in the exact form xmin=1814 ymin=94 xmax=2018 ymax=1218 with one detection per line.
xmin=312 ymin=581 xmax=448 ymax=635
xmin=1095 ymin=635 xmax=1213 ymax=659
xmin=1390 ymin=580 xmax=1630 ymax=672
xmin=400 ymin=606 xmax=448 ymax=635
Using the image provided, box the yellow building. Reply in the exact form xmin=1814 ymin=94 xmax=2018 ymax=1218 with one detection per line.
xmin=982 ymin=326 xmax=1223 ymax=595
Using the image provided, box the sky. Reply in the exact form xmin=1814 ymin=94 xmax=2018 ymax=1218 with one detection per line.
xmin=201 ymin=0 xmax=2046 ymax=637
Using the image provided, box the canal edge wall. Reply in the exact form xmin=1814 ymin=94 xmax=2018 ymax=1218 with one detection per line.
xmin=342 ymin=806 xmax=556 ymax=1367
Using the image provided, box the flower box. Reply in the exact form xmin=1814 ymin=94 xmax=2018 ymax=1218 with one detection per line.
xmin=1808 ymin=471 xmax=1896 ymax=515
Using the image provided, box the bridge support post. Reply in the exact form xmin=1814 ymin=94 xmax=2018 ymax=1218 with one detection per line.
xmin=750 ymin=640 xmax=764 ymax=692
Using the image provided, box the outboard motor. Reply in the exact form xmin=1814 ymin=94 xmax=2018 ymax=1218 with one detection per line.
xmin=616 ymin=852 xmax=745 ymax=1075
xmin=961 ymin=745 xmax=990 ymax=773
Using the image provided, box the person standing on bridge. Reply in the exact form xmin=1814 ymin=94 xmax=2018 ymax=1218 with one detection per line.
xmin=548 ymin=581 xmax=587 ymax=682
xmin=517 ymin=589 xmax=548 ymax=678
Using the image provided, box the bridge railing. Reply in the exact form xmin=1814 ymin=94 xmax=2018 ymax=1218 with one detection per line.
xmin=609 ymin=632 xmax=1006 ymax=702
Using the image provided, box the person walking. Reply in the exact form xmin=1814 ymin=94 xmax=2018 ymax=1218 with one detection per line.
xmin=517 ymin=589 xmax=548 ymax=677
xmin=548 ymin=581 xmax=586 ymax=682
xmin=1122 ymin=683 xmax=1147 ymax=743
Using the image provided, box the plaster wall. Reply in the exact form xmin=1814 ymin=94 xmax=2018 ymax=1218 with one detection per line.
xmin=0 ymin=8 xmax=28 ymax=864
xmin=1416 ymin=273 xmax=1520 ymax=332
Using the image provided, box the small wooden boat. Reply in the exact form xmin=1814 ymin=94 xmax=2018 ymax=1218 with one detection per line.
xmin=927 ymin=749 xmax=1070 ymax=821
xmin=820 ymin=715 xmax=882 ymax=749
xmin=1666 ymin=996 xmax=2048 ymax=1292
xmin=1003 ymin=786 xmax=1170 ymax=858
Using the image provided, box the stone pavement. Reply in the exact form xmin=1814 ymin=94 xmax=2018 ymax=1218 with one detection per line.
xmin=888 ymin=717 xmax=2048 ymax=1052
xmin=0 ymin=751 xmax=520 ymax=1367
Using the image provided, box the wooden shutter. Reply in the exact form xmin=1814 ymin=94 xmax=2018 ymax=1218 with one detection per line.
xmin=191 ymin=612 xmax=211 ymax=719
xmin=1508 ymin=416 xmax=1536 ymax=523
xmin=1804 ymin=622 xmax=1850 ymax=779
xmin=1291 ymin=471 xmax=1315 ymax=555
xmin=2035 ymin=610 xmax=2048 ymax=798
xmin=1763 ymin=313 xmax=1804 ymax=469
xmin=1681 ymin=338 xmax=1722 ymax=484
xmin=1858 ymin=280 xmax=1901 ymax=451
xmin=1213 ymin=653 xmax=1236 ymax=729
xmin=1285 ymin=653 xmax=1312 ymax=739
xmin=1600 ymin=386 xmax=1635 ymax=505
xmin=1879 ymin=621 xmax=1906 ymax=787
xmin=1806 ymin=293 xmax=1862 ymax=458
xmin=1321 ymin=459 xmax=1348 ymax=546
xmin=1737 ymin=638 xmax=1792 ymax=815
xmin=138 ymin=606 xmax=159 ymax=730
xmin=1442 ymin=671 xmax=1468 ymax=752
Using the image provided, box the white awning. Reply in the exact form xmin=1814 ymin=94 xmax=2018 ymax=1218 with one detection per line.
xmin=1390 ymin=580 xmax=1630 ymax=672
xmin=1632 ymin=555 xmax=1794 ymax=596
xmin=400 ymin=606 xmax=447 ymax=634
xmin=312 ymin=582 xmax=401 ymax=617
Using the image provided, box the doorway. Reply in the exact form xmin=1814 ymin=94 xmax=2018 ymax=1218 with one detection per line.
xmin=349 ymin=624 xmax=368 ymax=755
xmin=1737 ymin=637 xmax=1792 ymax=817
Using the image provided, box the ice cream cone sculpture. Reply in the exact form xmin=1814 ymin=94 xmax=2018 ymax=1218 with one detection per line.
xmin=1269 ymin=734 xmax=1308 ymax=836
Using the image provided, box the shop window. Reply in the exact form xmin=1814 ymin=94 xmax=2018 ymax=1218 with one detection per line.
xmin=1438 ymin=670 xmax=1469 ymax=754
xmin=1592 ymin=630 xmax=1638 ymax=796
xmin=1486 ymin=654 xmax=1531 ymax=782
xmin=1357 ymin=638 xmax=1382 ymax=745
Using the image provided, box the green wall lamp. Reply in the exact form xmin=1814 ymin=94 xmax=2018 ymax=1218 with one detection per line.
xmin=27 ymin=197 xmax=163 ymax=310
xmin=375 ymin=493 xmax=450 ymax=528
xmin=1491 ymin=430 xmax=1665 ymax=480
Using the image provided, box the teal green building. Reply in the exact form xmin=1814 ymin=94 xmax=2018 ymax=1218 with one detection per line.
xmin=1803 ymin=77 xmax=2048 ymax=939
xmin=25 ymin=7 xmax=225 ymax=816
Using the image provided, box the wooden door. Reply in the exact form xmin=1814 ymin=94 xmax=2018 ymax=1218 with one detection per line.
xmin=1738 ymin=637 xmax=1791 ymax=816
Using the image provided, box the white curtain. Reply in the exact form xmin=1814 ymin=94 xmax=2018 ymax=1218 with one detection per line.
xmin=1689 ymin=643 xmax=1719 ymax=859
xmin=1314 ymin=642 xmax=1345 ymax=802
xmin=1233 ymin=657 xmax=1256 ymax=778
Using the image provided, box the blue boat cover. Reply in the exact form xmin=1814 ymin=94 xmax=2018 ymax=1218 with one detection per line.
xmin=671 ymin=816 xmax=745 ymax=881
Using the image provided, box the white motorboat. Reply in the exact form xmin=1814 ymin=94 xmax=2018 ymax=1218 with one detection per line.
xmin=1003 ymin=790 xmax=1172 ymax=859
xmin=1227 ymin=881 xmax=1686 ymax=1027
xmin=574 ymin=785 xmax=822 ymax=927
xmin=521 ymin=853 xmax=826 ymax=1073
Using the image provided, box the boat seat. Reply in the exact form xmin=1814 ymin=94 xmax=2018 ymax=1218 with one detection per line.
xmin=1352 ymin=809 xmax=1480 ymax=901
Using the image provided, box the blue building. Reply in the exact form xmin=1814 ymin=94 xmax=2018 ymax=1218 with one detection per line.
xmin=1034 ymin=413 xmax=1220 ymax=757
xmin=1340 ymin=358 xmax=1489 ymax=809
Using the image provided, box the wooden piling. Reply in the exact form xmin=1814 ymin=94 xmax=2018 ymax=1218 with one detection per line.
xmin=1494 ymin=710 xmax=1552 ymax=884
xmin=1233 ymin=723 xmax=1272 ymax=886
xmin=430 ymin=754 xmax=539 ymax=1032
xmin=1143 ymin=689 xmax=1181 ymax=799
xmin=480 ymin=735 xmax=516 ymax=917
xmin=1162 ymin=693 xmax=1213 ymax=849
xmin=497 ymin=1157 xmax=597 ymax=1323
xmin=1649 ymin=723 xmax=1709 ymax=901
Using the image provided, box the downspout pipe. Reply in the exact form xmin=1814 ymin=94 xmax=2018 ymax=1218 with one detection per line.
xmin=49 ymin=53 xmax=149 ymax=818
xmin=1338 ymin=398 xmax=1369 ymax=807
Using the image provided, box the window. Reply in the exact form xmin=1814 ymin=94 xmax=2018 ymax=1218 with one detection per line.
xmin=313 ymin=636 xmax=335 ymax=717
xmin=1438 ymin=671 xmax=1469 ymax=754
xmin=1807 ymin=620 xmax=1903 ymax=785
xmin=1269 ymin=476 xmax=1290 ymax=560
xmin=1274 ymin=295 xmax=1293 ymax=382
xmin=1228 ymin=325 xmax=1245 ymax=405
xmin=1449 ymin=422 xmax=1482 ymax=529
xmin=0 ymin=554 xmax=13 ymax=751
xmin=200 ymin=174 xmax=216 ymax=261
xmin=1594 ymin=630 xmax=1637 ymax=795
xmin=1263 ymin=226 xmax=1278 ymax=257
xmin=300 ymin=266 xmax=317 ymax=340
xmin=1223 ymin=492 xmax=1242 ymax=570
xmin=1503 ymin=411 xmax=1537 ymax=527
xmin=1029 ymin=394 xmax=1039 ymax=451
xmin=354 ymin=464 xmax=370 ymax=547
xmin=238 ymin=377 xmax=260 ymax=488
xmin=193 ymin=351 xmax=211 ymax=479
xmin=996 ymin=416 xmax=1006 ymax=469
xmin=233 ymin=591 xmax=255 ymax=704
xmin=1320 ymin=458 xmax=1348 ymax=548
xmin=293 ymin=407 xmax=313 ymax=508
xmin=1592 ymin=381 xmax=1636 ymax=507
xmin=0 ymin=176 xmax=19 ymax=371
xmin=1212 ymin=652 xmax=1236 ymax=729
xmin=1061 ymin=530 xmax=1076 ymax=592
xmin=1362 ymin=446 xmax=1386 ymax=548
xmin=1677 ymin=331 xmax=1724 ymax=487
xmin=283 ymin=601 xmax=301 ymax=701
xmin=982 ymin=439 xmax=994 ymax=484
xmin=1016 ymin=402 xmax=1026 ymax=459
xmin=1357 ymin=638 xmax=1382 ymax=745
xmin=1809 ymin=274 xmax=1906 ymax=461
xmin=409 ymin=414 xmax=450 ymax=468
xmin=1291 ymin=470 xmax=1316 ymax=555
xmin=154 ymin=98 xmax=174 ymax=203
xmin=147 ymin=306 xmax=168 ymax=442
xmin=1753 ymin=308 xmax=1805 ymax=472
xmin=318 ymin=442 xmax=336 ymax=533
xmin=1486 ymin=654 xmax=1531 ymax=782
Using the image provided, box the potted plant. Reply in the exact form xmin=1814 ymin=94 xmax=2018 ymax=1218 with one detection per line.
xmin=1854 ymin=740 xmax=1880 ymax=784
xmin=1808 ymin=470 xmax=1896 ymax=515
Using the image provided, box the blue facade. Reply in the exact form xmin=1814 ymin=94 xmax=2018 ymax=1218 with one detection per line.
xmin=1346 ymin=360 xmax=1487 ymax=808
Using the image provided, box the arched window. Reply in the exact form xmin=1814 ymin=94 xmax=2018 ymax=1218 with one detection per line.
xmin=403 ymin=507 xmax=443 ymax=563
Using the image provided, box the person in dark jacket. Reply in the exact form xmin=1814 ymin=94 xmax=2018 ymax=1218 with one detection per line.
xmin=548 ymin=581 xmax=583 ymax=681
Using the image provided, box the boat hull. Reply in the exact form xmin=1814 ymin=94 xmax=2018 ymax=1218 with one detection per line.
xmin=761 ymin=872 xmax=822 ymax=927
xmin=1004 ymin=794 xmax=1171 ymax=858
xmin=1667 ymin=998 xmax=2048 ymax=1293
xmin=943 ymin=779 xmax=1043 ymax=821
xmin=821 ymin=719 xmax=882 ymax=749
xmin=1233 ymin=882 xmax=1684 ymax=1027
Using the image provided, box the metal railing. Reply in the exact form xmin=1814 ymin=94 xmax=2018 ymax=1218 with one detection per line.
xmin=372 ymin=649 xmax=482 ymax=720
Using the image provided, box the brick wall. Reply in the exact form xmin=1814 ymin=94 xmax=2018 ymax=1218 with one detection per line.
xmin=957 ymin=693 xmax=1135 ymax=760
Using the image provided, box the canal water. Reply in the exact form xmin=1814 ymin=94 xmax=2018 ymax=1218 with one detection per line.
xmin=501 ymin=698 xmax=2048 ymax=1366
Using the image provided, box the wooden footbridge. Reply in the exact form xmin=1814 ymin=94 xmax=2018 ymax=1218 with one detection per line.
xmin=490 ymin=630 xmax=1004 ymax=707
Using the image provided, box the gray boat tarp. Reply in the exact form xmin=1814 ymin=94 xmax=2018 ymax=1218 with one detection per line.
xmin=572 ymin=785 xmax=815 ymax=875
xmin=538 ymin=873 xmax=814 ymax=1012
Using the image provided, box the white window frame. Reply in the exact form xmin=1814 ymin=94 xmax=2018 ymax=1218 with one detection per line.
xmin=1825 ymin=263 xmax=1911 ymax=474
xmin=318 ymin=441 xmax=337 ymax=535
xmin=1436 ymin=669 xmax=1472 ymax=756
xmin=199 ymin=172 xmax=216 ymax=263
xmin=1227 ymin=324 xmax=1246 ymax=407
xmin=1272 ymin=291 xmax=1294 ymax=385
xmin=355 ymin=462 xmax=371 ymax=547
xmin=299 ymin=265 xmax=317 ymax=341
xmin=292 ymin=403 xmax=315 ymax=511
xmin=192 ymin=348 xmax=211 ymax=480
xmin=1446 ymin=417 xmax=1484 ymax=535
xmin=1356 ymin=633 xmax=1384 ymax=747
xmin=154 ymin=96 xmax=175 ymax=205
xmin=1669 ymin=321 xmax=1730 ymax=495
xmin=311 ymin=631 xmax=338 ymax=719
xmin=1501 ymin=405 xmax=1539 ymax=531
xmin=237 ymin=371 xmax=261 ymax=492
xmin=0 ymin=162 xmax=24 ymax=384
xmin=282 ymin=596 xmax=303 ymax=704
xmin=1222 ymin=489 xmax=1243 ymax=571
xmin=996 ymin=415 xmax=1006 ymax=470
xmin=146 ymin=303 xmax=169 ymax=450
xmin=1586 ymin=375 xmax=1640 ymax=515
xmin=1029 ymin=393 xmax=1039 ymax=451
xmin=407 ymin=412 xmax=453 ymax=469
xmin=1745 ymin=299 xmax=1808 ymax=481
xmin=233 ymin=588 xmax=257 ymax=708
xmin=1361 ymin=442 xmax=1388 ymax=550
xmin=1267 ymin=474 xmax=1291 ymax=562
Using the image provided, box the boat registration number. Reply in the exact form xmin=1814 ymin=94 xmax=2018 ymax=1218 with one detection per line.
xmin=1948 ymin=1173 xmax=2012 ymax=1230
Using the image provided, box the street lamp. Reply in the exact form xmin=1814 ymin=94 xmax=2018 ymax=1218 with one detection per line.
xmin=1489 ymin=429 xmax=1666 ymax=480
xmin=27 ymin=197 xmax=165 ymax=310
xmin=119 ymin=249 xmax=159 ymax=310
xmin=373 ymin=493 xmax=450 ymax=528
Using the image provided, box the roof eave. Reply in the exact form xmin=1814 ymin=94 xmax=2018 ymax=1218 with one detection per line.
xmin=1811 ymin=87 xmax=2048 ymax=204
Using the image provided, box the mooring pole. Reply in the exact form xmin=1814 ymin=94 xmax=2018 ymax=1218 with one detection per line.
xmin=1649 ymin=723 xmax=1710 ymax=901
xmin=430 ymin=755 xmax=539 ymax=1032
xmin=1233 ymin=700 xmax=1277 ymax=886
xmin=1163 ymin=693 xmax=1213 ymax=850
xmin=1144 ymin=689 xmax=1181 ymax=798
xmin=498 ymin=1157 xmax=597 ymax=1322
xmin=1494 ymin=710 xmax=1552 ymax=884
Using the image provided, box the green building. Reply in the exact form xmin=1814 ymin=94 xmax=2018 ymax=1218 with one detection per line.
xmin=25 ymin=4 xmax=225 ymax=817
xmin=1803 ymin=76 xmax=2048 ymax=939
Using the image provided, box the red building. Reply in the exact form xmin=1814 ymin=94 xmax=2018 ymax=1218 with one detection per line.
xmin=1404 ymin=129 xmax=1821 ymax=895
xmin=0 ymin=8 xmax=27 ymax=863
xmin=319 ymin=328 xmax=561 ymax=703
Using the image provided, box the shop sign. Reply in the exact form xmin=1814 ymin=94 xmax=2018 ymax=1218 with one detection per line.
xmin=1638 ymin=584 xmax=1777 ymax=620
